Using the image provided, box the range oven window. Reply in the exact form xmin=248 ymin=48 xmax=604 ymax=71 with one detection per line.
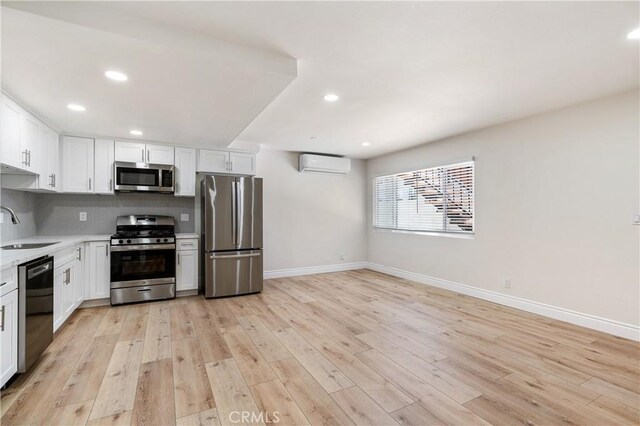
xmin=116 ymin=167 xmax=159 ymax=187
xmin=111 ymin=248 xmax=176 ymax=283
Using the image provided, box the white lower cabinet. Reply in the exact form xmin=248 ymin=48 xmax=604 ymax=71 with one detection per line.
xmin=0 ymin=288 xmax=18 ymax=387
xmin=53 ymin=245 xmax=85 ymax=332
xmin=88 ymin=241 xmax=111 ymax=299
xmin=176 ymin=239 xmax=198 ymax=291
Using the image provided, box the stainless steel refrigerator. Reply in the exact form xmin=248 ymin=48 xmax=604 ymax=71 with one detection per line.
xmin=201 ymin=175 xmax=263 ymax=298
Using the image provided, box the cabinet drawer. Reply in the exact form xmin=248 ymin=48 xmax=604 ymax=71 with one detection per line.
xmin=0 ymin=267 xmax=17 ymax=297
xmin=177 ymin=239 xmax=198 ymax=251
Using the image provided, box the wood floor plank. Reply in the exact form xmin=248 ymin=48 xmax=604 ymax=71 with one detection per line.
xmin=238 ymin=315 xmax=291 ymax=362
xmin=172 ymin=338 xmax=216 ymax=419
xmin=357 ymin=332 xmax=481 ymax=404
xmin=171 ymin=303 xmax=197 ymax=341
xmin=86 ymin=411 xmax=133 ymax=426
xmin=95 ymin=306 xmax=128 ymax=337
xmin=250 ymin=379 xmax=310 ymax=425
xmin=205 ymin=358 xmax=263 ymax=426
xmin=176 ymin=408 xmax=222 ymax=426
xmin=274 ymin=327 xmax=354 ymax=393
xmin=222 ymin=324 xmax=277 ymax=386
xmin=357 ymin=349 xmax=490 ymax=426
xmin=330 ymin=386 xmax=399 ymax=426
xmin=588 ymin=395 xmax=640 ymax=425
xmin=46 ymin=399 xmax=94 ymax=425
xmin=308 ymin=335 xmax=414 ymax=412
xmin=120 ymin=309 xmax=149 ymax=342
xmin=581 ymin=377 xmax=640 ymax=408
xmin=270 ymin=358 xmax=355 ymax=426
xmin=55 ymin=334 xmax=119 ymax=407
xmin=141 ymin=303 xmax=172 ymax=363
xmin=89 ymin=339 xmax=144 ymax=421
xmin=391 ymin=402 xmax=444 ymax=426
xmin=132 ymin=359 xmax=175 ymax=426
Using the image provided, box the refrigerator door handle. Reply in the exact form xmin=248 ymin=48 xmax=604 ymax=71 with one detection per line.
xmin=231 ymin=178 xmax=237 ymax=247
xmin=209 ymin=253 xmax=261 ymax=259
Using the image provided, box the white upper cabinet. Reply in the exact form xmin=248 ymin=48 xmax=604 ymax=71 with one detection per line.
xmin=115 ymin=142 xmax=174 ymax=165
xmin=19 ymin=113 xmax=38 ymax=173
xmin=1 ymin=94 xmax=40 ymax=174
xmin=114 ymin=141 xmax=145 ymax=163
xmin=1 ymin=95 xmax=22 ymax=170
xmin=44 ymin=127 xmax=60 ymax=192
xmin=198 ymin=149 xmax=229 ymax=173
xmin=146 ymin=144 xmax=174 ymax=165
xmin=61 ymin=136 xmax=95 ymax=193
xmin=94 ymin=139 xmax=115 ymax=194
xmin=230 ymin=151 xmax=256 ymax=175
xmin=175 ymin=147 xmax=196 ymax=197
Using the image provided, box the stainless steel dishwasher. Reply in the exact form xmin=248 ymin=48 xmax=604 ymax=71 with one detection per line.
xmin=17 ymin=256 xmax=54 ymax=373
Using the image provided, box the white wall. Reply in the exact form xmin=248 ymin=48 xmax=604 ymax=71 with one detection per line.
xmin=258 ymin=149 xmax=367 ymax=271
xmin=367 ymin=90 xmax=640 ymax=327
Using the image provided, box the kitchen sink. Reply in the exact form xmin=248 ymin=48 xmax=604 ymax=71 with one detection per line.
xmin=1 ymin=242 xmax=60 ymax=250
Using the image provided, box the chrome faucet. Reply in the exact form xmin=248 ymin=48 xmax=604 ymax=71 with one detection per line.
xmin=0 ymin=206 xmax=21 ymax=224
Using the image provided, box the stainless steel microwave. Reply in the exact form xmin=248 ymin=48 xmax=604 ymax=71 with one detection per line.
xmin=114 ymin=162 xmax=174 ymax=193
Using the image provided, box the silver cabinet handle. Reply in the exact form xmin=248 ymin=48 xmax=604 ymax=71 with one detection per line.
xmin=22 ymin=150 xmax=28 ymax=166
xmin=53 ymin=174 xmax=56 ymax=188
xmin=209 ymin=253 xmax=260 ymax=259
xmin=77 ymin=247 xmax=82 ymax=261
xmin=230 ymin=161 xmax=233 ymax=171
xmin=106 ymin=246 xmax=109 ymax=257
xmin=0 ymin=282 xmax=6 ymax=287
xmin=109 ymin=178 xmax=113 ymax=191
xmin=26 ymin=150 xmax=31 ymax=167
xmin=88 ymin=177 xmax=92 ymax=190
xmin=0 ymin=305 xmax=5 ymax=332
xmin=64 ymin=268 xmax=70 ymax=284
xmin=147 ymin=149 xmax=150 ymax=163
xmin=177 ymin=253 xmax=180 ymax=265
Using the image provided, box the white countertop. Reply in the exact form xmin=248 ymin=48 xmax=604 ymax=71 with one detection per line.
xmin=0 ymin=235 xmax=110 ymax=270
xmin=1 ymin=232 xmax=199 ymax=269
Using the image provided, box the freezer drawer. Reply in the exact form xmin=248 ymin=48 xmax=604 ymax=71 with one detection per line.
xmin=204 ymin=249 xmax=263 ymax=298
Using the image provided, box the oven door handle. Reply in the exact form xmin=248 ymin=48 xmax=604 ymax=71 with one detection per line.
xmin=111 ymin=244 xmax=176 ymax=252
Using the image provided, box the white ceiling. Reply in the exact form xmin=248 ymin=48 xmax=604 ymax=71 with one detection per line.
xmin=3 ymin=2 xmax=639 ymax=159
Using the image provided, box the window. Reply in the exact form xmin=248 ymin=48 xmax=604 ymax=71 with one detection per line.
xmin=373 ymin=160 xmax=474 ymax=234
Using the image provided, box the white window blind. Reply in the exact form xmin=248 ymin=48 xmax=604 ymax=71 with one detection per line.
xmin=373 ymin=161 xmax=474 ymax=233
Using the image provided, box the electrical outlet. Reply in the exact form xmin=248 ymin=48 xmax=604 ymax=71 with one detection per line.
xmin=633 ymin=214 xmax=640 ymax=225
xmin=181 ymin=213 xmax=189 ymax=222
xmin=339 ymin=253 xmax=345 ymax=261
xmin=504 ymin=279 xmax=511 ymax=289
xmin=79 ymin=212 xmax=87 ymax=222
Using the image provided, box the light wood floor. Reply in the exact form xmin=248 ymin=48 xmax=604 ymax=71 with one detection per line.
xmin=1 ymin=269 xmax=639 ymax=426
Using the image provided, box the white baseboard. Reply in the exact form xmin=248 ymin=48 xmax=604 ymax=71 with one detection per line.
xmin=264 ymin=262 xmax=368 ymax=279
xmin=366 ymin=263 xmax=640 ymax=342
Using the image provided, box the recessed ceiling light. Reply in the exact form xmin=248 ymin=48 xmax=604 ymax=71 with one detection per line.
xmin=323 ymin=94 xmax=339 ymax=102
xmin=130 ymin=130 xmax=143 ymax=136
xmin=361 ymin=142 xmax=371 ymax=147
xmin=67 ymin=104 xmax=86 ymax=112
xmin=628 ymin=28 xmax=640 ymax=40
xmin=105 ymin=70 xmax=128 ymax=81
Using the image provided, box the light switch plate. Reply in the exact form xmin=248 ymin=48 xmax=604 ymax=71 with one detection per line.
xmin=181 ymin=213 xmax=189 ymax=222
xmin=79 ymin=212 xmax=87 ymax=221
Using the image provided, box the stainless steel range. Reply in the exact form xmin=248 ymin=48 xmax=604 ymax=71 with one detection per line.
xmin=110 ymin=215 xmax=176 ymax=305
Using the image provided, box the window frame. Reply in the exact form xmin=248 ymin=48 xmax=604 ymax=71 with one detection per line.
xmin=372 ymin=158 xmax=475 ymax=236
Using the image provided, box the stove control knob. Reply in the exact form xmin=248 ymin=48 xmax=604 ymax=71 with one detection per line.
xmin=126 ymin=239 xmax=131 ymax=243
xmin=156 ymin=238 xmax=161 ymax=243
xmin=163 ymin=238 xmax=168 ymax=242
xmin=118 ymin=240 xmax=123 ymax=244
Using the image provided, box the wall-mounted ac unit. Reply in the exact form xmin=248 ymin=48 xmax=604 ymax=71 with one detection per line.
xmin=298 ymin=154 xmax=351 ymax=174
